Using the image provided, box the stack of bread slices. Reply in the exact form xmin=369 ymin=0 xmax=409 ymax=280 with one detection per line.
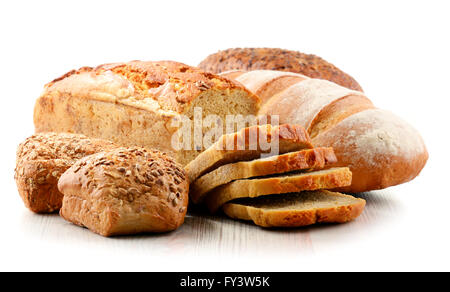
xmin=185 ymin=124 xmax=366 ymax=228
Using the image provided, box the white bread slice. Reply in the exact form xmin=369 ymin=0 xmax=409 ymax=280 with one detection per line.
xmin=190 ymin=147 xmax=337 ymax=203
xmin=185 ymin=124 xmax=313 ymax=183
xmin=205 ymin=167 xmax=352 ymax=213
xmin=223 ymin=190 xmax=366 ymax=227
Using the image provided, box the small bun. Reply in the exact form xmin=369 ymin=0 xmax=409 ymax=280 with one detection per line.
xmin=58 ymin=147 xmax=189 ymax=236
xmin=14 ymin=132 xmax=116 ymax=213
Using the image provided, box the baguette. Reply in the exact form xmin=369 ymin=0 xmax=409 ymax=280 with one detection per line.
xmin=190 ymin=147 xmax=337 ymax=203
xmin=220 ymin=70 xmax=428 ymax=193
xmin=34 ymin=60 xmax=260 ymax=166
xmin=14 ymin=132 xmax=116 ymax=213
xmin=222 ymin=190 xmax=366 ymax=228
xmin=58 ymin=147 xmax=188 ymax=236
xmin=185 ymin=124 xmax=314 ymax=183
xmin=205 ymin=167 xmax=352 ymax=213
xmin=198 ymin=48 xmax=363 ymax=91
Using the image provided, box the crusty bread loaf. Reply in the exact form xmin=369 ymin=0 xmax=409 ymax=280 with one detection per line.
xmin=198 ymin=48 xmax=363 ymax=91
xmin=220 ymin=70 xmax=428 ymax=193
xmin=222 ymin=190 xmax=366 ymax=228
xmin=190 ymin=147 xmax=337 ymax=203
xmin=205 ymin=167 xmax=352 ymax=213
xmin=14 ymin=132 xmax=116 ymax=213
xmin=34 ymin=60 xmax=260 ymax=166
xmin=312 ymin=108 xmax=429 ymax=192
xmin=185 ymin=124 xmax=314 ymax=183
xmin=58 ymin=147 xmax=188 ymax=236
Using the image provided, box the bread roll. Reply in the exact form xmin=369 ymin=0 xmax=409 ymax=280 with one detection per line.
xmin=14 ymin=132 xmax=116 ymax=213
xmin=58 ymin=147 xmax=188 ymax=236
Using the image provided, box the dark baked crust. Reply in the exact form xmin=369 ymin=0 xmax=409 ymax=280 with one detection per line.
xmin=15 ymin=132 xmax=116 ymax=213
xmin=198 ymin=48 xmax=363 ymax=91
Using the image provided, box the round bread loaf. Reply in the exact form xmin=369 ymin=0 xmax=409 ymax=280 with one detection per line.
xmin=58 ymin=147 xmax=189 ymax=236
xmin=198 ymin=48 xmax=363 ymax=91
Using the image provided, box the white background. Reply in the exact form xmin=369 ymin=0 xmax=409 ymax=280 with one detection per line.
xmin=0 ymin=0 xmax=448 ymax=272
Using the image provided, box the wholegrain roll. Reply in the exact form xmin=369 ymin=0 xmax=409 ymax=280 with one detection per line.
xmin=58 ymin=147 xmax=189 ymax=236
xmin=14 ymin=132 xmax=116 ymax=213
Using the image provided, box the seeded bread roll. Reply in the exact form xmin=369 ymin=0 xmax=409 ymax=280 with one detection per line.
xmin=14 ymin=132 xmax=116 ymax=213
xmin=58 ymin=147 xmax=188 ymax=236
xmin=34 ymin=61 xmax=260 ymax=166
xmin=198 ymin=48 xmax=363 ymax=91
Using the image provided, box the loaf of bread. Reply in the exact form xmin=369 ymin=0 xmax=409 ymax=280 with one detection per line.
xmin=223 ymin=190 xmax=366 ymax=228
xmin=218 ymin=70 xmax=428 ymax=193
xmin=190 ymin=147 xmax=337 ymax=203
xmin=34 ymin=61 xmax=260 ymax=166
xmin=58 ymin=147 xmax=188 ymax=236
xmin=198 ymin=48 xmax=363 ymax=91
xmin=14 ymin=132 xmax=116 ymax=213
xmin=205 ymin=167 xmax=352 ymax=213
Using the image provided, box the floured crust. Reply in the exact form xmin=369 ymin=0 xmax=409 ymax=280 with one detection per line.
xmin=205 ymin=167 xmax=352 ymax=213
xmin=312 ymin=109 xmax=429 ymax=192
xmin=14 ymin=132 xmax=116 ymax=213
xmin=198 ymin=48 xmax=363 ymax=91
xmin=185 ymin=124 xmax=314 ymax=183
xmin=222 ymin=190 xmax=366 ymax=227
xmin=229 ymin=70 xmax=308 ymax=105
xmin=58 ymin=147 xmax=189 ymax=236
xmin=223 ymin=69 xmax=428 ymax=192
xmin=259 ymin=78 xmax=368 ymax=131
xmin=190 ymin=147 xmax=337 ymax=203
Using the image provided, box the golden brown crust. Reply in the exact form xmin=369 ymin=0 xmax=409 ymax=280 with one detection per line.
xmin=58 ymin=147 xmax=189 ymax=236
xmin=205 ymin=167 xmax=352 ymax=213
xmin=190 ymin=147 xmax=337 ymax=203
xmin=35 ymin=60 xmax=261 ymax=166
xmin=14 ymin=132 xmax=116 ymax=213
xmin=185 ymin=124 xmax=314 ymax=183
xmin=45 ymin=60 xmax=258 ymax=114
xmin=222 ymin=190 xmax=366 ymax=228
xmin=198 ymin=48 xmax=363 ymax=91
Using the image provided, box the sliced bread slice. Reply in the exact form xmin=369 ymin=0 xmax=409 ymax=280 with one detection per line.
xmin=205 ymin=167 xmax=352 ymax=213
xmin=185 ymin=124 xmax=313 ymax=183
xmin=223 ymin=190 xmax=366 ymax=227
xmin=190 ymin=147 xmax=337 ymax=203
